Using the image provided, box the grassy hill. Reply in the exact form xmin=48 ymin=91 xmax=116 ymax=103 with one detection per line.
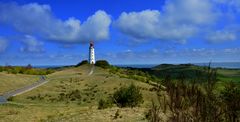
xmin=0 ymin=64 xmax=158 ymax=122
xmin=151 ymin=64 xmax=240 ymax=89
xmin=133 ymin=64 xmax=240 ymax=83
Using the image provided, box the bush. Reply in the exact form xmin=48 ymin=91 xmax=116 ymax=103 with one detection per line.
xmin=58 ymin=90 xmax=82 ymax=102
xmin=220 ymin=82 xmax=240 ymax=121
xmin=113 ymin=83 xmax=143 ymax=107
xmin=95 ymin=60 xmax=110 ymax=69
xmin=145 ymin=100 xmax=162 ymax=122
xmin=76 ymin=60 xmax=89 ymax=67
xmin=7 ymin=96 xmax=14 ymax=101
xmin=98 ymin=98 xmax=113 ymax=109
xmin=0 ymin=66 xmax=3 ymax=72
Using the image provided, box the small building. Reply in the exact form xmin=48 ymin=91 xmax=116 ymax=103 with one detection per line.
xmin=89 ymin=41 xmax=95 ymax=64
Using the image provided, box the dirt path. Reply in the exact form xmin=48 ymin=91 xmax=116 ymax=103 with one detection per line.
xmin=88 ymin=65 xmax=95 ymax=76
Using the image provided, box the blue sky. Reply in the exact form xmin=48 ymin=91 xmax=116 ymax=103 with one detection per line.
xmin=0 ymin=0 xmax=239 ymax=65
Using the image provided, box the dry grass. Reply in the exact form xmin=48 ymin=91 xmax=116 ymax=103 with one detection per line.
xmin=0 ymin=103 xmax=148 ymax=122
xmin=0 ymin=72 xmax=38 ymax=95
xmin=0 ymin=65 xmax=158 ymax=122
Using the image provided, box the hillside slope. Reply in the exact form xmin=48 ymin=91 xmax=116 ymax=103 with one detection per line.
xmin=0 ymin=65 xmax=158 ymax=122
xmin=141 ymin=64 xmax=240 ymax=82
xmin=0 ymin=72 xmax=38 ymax=95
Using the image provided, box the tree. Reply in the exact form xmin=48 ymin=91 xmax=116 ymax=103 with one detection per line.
xmin=26 ymin=64 xmax=32 ymax=69
xmin=113 ymin=83 xmax=143 ymax=107
xmin=95 ymin=60 xmax=110 ymax=69
xmin=76 ymin=60 xmax=89 ymax=67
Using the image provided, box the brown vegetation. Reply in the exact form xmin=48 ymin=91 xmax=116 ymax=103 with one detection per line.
xmin=146 ymin=66 xmax=240 ymax=122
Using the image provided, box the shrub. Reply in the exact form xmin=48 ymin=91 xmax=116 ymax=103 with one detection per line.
xmin=7 ymin=96 xmax=14 ymax=101
xmin=67 ymin=90 xmax=81 ymax=101
xmin=114 ymin=109 xmax=121 ymax=119
xmin=27 ymin=96 xmax=37 ymax=100
xmin=220 ymin=82 xmax=240 ymax=121
xmin=95 ymin=60 xmax=110 ymax=69
xmin=58 ymin=90 xmax=82 ymax=102
xmin=113 ymin=83 xmax=143 ymax=107
xmin=76 ymin=60 xmax=89 ymax=67
xmin=98 ymin=98 xmax=113 ymax=109
xmin=0 ymin=66 xmax=3 ymax=72
xmin=145 ymin=100 xmax=162 ymax=122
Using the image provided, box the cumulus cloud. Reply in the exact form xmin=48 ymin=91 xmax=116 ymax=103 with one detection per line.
xmin=0 ymin=2 xmax=111 ymax=43
xmin=115 ymin=0 xmax=216 ymax=43
xmin=0 ymin=37 xmax=7 ymax=53
xmin=224 ymin=48 xmax=240 ymax=54
xmin=20 ymin=35 xmax=44 ymax=53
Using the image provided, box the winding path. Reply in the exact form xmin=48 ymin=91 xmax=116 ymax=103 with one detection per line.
xmin=88 ymin=65 xmax=95 ymax=76
xmin=0 ymin=65 xmax=95 ymax=104
xmin=0 ymin=76 xmax=48 ymax=104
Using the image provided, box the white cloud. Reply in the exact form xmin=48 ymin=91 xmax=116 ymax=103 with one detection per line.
xmin=0 ymin=3 xmax=111 ymax=43
xmin=206 ymin=30 xmax=237 ymax=43
xmin=115 ymin=0 xmax=216 ymax=43
xmin=224 ymin=48 xmax=240 ymax=54
xmin=0 ymin=37 xmax=7 ymax=53
xmin=164 ymin=0 xmax=215 ymax=25
xmin=20 ymin=35 xmax=44 ymax=53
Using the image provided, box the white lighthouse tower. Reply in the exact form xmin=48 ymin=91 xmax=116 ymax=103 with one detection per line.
xmin=89 ymin=41 xmax=95 ymax=64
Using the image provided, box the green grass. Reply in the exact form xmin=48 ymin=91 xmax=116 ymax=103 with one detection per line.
xmin=217 ymin=69 xmax=240 ymax=82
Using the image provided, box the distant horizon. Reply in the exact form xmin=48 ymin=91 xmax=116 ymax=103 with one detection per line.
xmin=1 ymin=61 xmax=240 ymax=67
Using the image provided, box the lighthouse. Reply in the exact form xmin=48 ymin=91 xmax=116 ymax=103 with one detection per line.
xmin=89 ymin=41 xmax=95 ymax=64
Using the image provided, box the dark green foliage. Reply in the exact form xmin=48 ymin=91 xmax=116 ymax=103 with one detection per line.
xmin=95 ymin=60 xmax=110 ymax=69
xmin=153 ymin=63 xmax=194 ymax=70
xmin=26 ymin=64 xmax=32 ymax=69
xmin=113 ymin=84 xmax=143 ymax=107
xmin=151 ymin=64 xmax=208 ymax=80
xmin=98 ymin=98 xmax=113 ymax=109
xmin=120 ymin=64 xmax=209 ymax=81
xmin=75 ymin=60 xmax=89 ymax=67
xmin=7 ymin=96 xmax=14 ymax=101
xmin=109 ymin=66 xmax=155 ymax=83
xmin=220 ymin=82 xmax=240 ymax=121
xmin=26 ymin=94 xmax=45 ymax=101
xmin=0 ymin=66 xmax=54 ymax=75
xmin=0 ymin=66 xmax=3 ymax=72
